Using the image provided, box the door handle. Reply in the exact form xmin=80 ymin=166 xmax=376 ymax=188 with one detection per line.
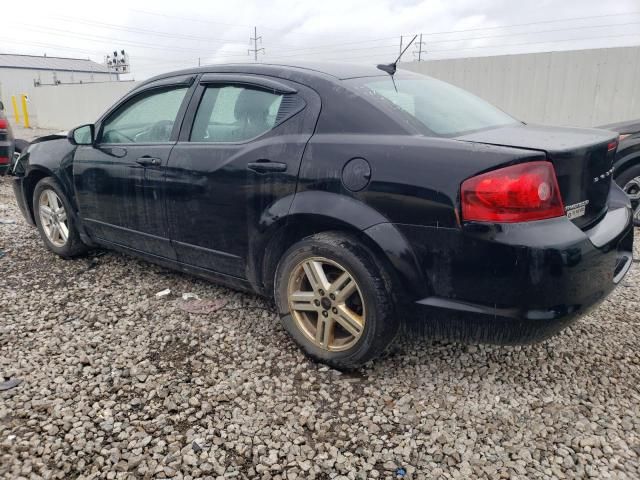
xmin=247 ymin=160 xmax=287 ymax=174
xmin=136 ymin=156 xmax=161 ymax=167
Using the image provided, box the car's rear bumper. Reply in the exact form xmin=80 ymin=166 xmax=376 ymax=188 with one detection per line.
xmin=0 ymin=141 xmax=12 ymax=175
xmin=397 ymin=184 xmax=634 ymax=344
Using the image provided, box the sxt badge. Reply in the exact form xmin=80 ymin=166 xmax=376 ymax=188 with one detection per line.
xmin=565 ymin=200 xmax=589 ymax=220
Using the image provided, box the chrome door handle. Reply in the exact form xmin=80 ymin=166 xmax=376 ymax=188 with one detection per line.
xmin=136 ymin=156 xmax=161 ymax=166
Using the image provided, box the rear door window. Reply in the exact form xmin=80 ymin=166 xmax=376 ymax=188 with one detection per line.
xmin=190 ymin=86 xmax=284 ymax=143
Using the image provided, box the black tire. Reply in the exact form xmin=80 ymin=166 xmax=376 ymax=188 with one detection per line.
xmin=615 ymin=164 xmax=640 ymax=227
xmin=33 ymin=177 xmax=89 ymax=258
xmin=274 ymin=232 xmax=399 ymax=370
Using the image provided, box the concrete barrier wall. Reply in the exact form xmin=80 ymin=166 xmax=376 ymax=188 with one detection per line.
xmin=31 ymin=81 xmax=139 ymax=130
xmin=401 ymin=46 xmax=640 ymax=128
xmin=0 ymin=71 xmax=114 ymax=127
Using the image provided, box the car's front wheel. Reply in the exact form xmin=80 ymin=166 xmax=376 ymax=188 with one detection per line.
xmin=33 ymin=177 xmax=88 ymax=258
xmin=275 ymin=232 xmax=399 ymax=370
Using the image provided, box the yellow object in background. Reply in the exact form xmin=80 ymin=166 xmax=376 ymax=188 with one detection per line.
xmin=11 ymin=95 xmax=20 ymax=124
xmin=20 ymin=94 xmax=30 ymax=128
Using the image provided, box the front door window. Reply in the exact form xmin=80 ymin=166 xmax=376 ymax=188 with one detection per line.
xmin=101 ymin=87 xmax=188 ymax=144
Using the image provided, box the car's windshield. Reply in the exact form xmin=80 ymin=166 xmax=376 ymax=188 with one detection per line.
xmin=349 ymin=75 xmax=518 ymax=137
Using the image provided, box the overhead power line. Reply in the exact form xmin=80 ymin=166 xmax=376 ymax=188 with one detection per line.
xmin=129 ymin=8 xmax=257 ymax=30
xmin=127 ymin=8 xmax=369 ymax=40
xmin=426 ymin=31 xmax=640 ymax=55
xmin=18 ymin=18 xmax=640 ymax=62
xmin=265 ymin=20 xmax=640 ymax=59
xmin=48 ymin=14 xmax=299 ymax=50
xmin=416 ymin=11 xmax=640 ymax=38
xmin=27 ymin=11 xmax=640 ymax=61
xmin=129 ymin=9 xmax=640 ymax=48
xmin=15 ymin=23 xmax=244 ymax=55
xmin=7 ymin=10 xmax=640 ymax=78
xmin=311 ymin=31 xmax=640 ymax=62
xmin=414 ymin=20 xmax=640 ymax=46
xmin=49 ymin=15 xmax=249 ymax=46
xmin=0 ymin=36 xmax=103 ymax=56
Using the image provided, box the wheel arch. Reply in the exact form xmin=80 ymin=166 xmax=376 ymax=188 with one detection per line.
xmin=23 ymin=166 xmax=92 ymax=245
xmin=614 ymin=148 xmax=640 ymax=184
xmin=22 ymin=166 xmax=56 ymax=224
xmin=253 ymin=194 xmax=427 ymax=302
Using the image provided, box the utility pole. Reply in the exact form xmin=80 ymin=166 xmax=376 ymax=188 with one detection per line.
xmin=399 ymin=36 xmax=403 ymax=60
xmin=413 ymin=33 xmax=426 ymax=61
xmin=248 ymin=26 xmax=265 ymax=62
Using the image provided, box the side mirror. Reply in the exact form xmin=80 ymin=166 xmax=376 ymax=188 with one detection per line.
xmin=68 ymin=124 xmax=95 ymax=146
xmin=0 ymin=101 xmax=4 ymax=111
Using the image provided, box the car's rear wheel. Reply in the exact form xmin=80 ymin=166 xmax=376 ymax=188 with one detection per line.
xmin=616 ymin=164 xmax=640 ymax=227
xmin=274 ymin=232 xmax=399 ymax=370
xmin=33 ymin=177 xmax=88 ymax=257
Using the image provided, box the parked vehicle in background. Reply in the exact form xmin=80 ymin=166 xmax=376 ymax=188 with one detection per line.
xmin=0 ymin=101 xmax=15 ymax=175
xmin=9 ymin=63 xmax=635 ymax=369
xmin=600 ymin=119 xmax=640 ymax=226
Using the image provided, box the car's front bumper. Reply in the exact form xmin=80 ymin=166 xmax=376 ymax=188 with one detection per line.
xmin=398 ymin=184 xmax=634 ymax=344
xmin=11 ymin=175 xmax=35 ymax=226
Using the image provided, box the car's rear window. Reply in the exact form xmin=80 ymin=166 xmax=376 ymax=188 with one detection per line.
xmin=349 ymin=76 xmax=517 ymax=137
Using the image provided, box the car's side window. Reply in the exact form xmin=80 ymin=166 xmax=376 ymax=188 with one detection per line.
xmin=190 ymin=85 xmax=284 ymax=143
xmin=101 ymin=87 xmax=188 ymax=144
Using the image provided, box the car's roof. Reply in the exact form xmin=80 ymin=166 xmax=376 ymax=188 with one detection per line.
xmin=140 ymin=61 xmax=397 ymax=88
xmin=218 ymin=61 xmax=385 ymax=79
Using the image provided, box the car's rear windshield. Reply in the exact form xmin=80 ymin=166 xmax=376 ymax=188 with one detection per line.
xmin=348 ymin=75 xmax=518 ymax=137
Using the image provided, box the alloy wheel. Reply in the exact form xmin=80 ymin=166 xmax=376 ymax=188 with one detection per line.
xmin=623 ymin=176 xmax=640 ymax=226
xmin=287 ymin=257 xmax=366 ymax=352
xmin=38 ymin=189 xmax=69 ymax=247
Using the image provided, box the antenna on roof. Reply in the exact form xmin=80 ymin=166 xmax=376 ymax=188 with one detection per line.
xmin=376 ymin=34 xmax=417 ymax=76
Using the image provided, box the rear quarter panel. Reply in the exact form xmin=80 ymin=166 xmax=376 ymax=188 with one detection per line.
xmin=296 ymin=134 xmax=547 ymax=228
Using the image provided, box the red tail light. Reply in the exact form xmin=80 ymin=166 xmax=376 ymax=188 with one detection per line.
xmin=0 ymin=118 xmax=7 ymax=129
xmin=461 ymin=161 xmax=565 ymax=223
xmin=607 ymin=140 xmax=618 ymax=152
xmin=0 ymin=156 xmax=9 ymax=165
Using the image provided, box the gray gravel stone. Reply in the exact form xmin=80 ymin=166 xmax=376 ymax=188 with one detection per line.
xmin=1 ymin=167 xmax=639 ymax=479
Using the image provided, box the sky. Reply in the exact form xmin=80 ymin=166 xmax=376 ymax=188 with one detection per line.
xmin=1 ymin=0 xmax=640 ymax=80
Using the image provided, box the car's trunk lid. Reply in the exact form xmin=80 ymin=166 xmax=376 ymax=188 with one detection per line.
xmin=457 ymin=124 xmax=618 ymax=229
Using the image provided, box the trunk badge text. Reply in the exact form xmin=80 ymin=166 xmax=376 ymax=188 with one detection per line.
xmin=565 ymin=200 xmax=589 ymax=220
xmin=593 ymin=168 xmax=614 ymax=183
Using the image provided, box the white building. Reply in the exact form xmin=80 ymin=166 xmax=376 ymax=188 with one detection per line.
xmin=0 ymin=54 xmax=116 ymax=124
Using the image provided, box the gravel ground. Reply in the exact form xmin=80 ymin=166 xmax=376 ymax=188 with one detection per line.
xmin=1 ymin=151 xmax=639 ymax=478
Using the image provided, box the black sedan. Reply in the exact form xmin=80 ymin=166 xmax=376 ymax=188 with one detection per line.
xmin=10 ymin=63 xmax=635 ymax=369
xmin=599 ymin=119 xmax=640 ymax=226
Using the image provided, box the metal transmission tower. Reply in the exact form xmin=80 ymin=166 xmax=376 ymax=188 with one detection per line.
xmin=248 ymin=27 xmax=265 ymax=61
xmin=413 ymin=34 xmax=426 ymax=61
